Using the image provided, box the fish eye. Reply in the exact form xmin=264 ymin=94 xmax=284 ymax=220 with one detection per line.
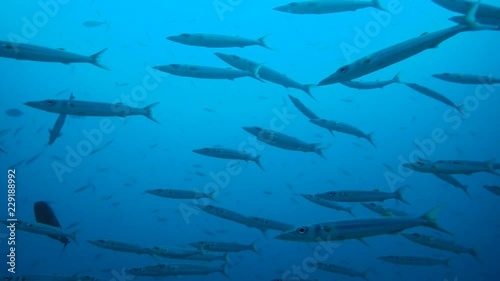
xmin=321 ymin=119 xmax=327 ymax=123
xmin=171 ymin=64 xmax=179 ymax=68
xmin=296 ymin=227 xmax=308 ymax=234
xmin=443 ymin=73 xmax=450 ymax=76
xmin=98 ymin=240 xmax=104 ymax=243
xmin=46 ymin=100 xmax=55 ymax=105
xmin=329 ymin=191 xmax=336 ymax=195
xmin=338 ymin=66 xmax=349 ymax=73
xmin=153 ymin=246 xmax=159 ymax=250
xmin=370 ymin=203 xmax=376 ymax=206
xmin=181 ymin=33 xmax=190 ymax=38
xmin=203 ymin=148 xmax=209 ymax=151
xmin=158 ymin=264 xmax=165 ymax=268
xmin=416 ymin=161 xmax=424 ymax=166
xmin=413 ymin=233 xmax=420 ymax=238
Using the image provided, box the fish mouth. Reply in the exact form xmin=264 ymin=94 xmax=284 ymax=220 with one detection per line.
xmin=241 ymin=127 xmax=253 ymax=134
xmin=192 ymin=149 xmax=203 ymax=154
xmin=402 ymin=163 xmax=413 ymax=169
xmin=23 ymin=101 xmax=37 ymax=108
xmin=317 ymin=76 xmax=338 ymax=86
xmin=166 ymin=36 xmax=179 ymax=42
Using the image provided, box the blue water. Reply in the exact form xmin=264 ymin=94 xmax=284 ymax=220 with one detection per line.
xmin=1 ymin=0 xmax=499 ymax=280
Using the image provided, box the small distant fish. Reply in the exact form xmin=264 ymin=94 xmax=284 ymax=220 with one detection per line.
xmin=273 ymin=0 xmax=386 ymax=14
xmin=82 ymin=20 xmax=110 ymax=30
xmin=24 ymin=151 xmax=44 ymax=165
xmin=377 ymin=255 xmax=451 ymax=267
xmin=309 ymin=261 xmax=371 ymax=280
xmin=74 ymin=183 xmax=94 ymax=193
xmin=5 ymin=108 xmax=24 ymax=117
xmin=146 ymin=188 xmax=216 ymax=200
xmin=13 ymin=126 xmax=24 ymax=137
xmin=193 ymin=147 xmax=263 ymax=170
xmin=301 ymin=194 xmax=354 ymax=216
xmin=341 ymin=73 xmax=400 ymax=90
xmin=310 ymin=119 xmax=375 ymax=147
xmin=432 ymin=73 xmax=500 ymax=84
xmin=90 ymin=140 xmax=114 ymax=155
xmin=203 ymin=107 xmax=216 ymax=112
xmin=88 ymin=239 xmax=150 ymax=255
xmin=315 ymin=186 xmax=410 ymax=204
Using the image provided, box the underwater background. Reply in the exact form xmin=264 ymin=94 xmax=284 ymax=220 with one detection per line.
xmin=1 ymin=0 xmax=499 ymax=280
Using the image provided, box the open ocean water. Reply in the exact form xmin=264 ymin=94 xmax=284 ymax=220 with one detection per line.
xmin=0 ymin=0 xmax=499 ymax=280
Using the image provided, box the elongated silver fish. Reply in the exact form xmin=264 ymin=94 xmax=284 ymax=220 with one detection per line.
xmin=273 ymin=0 xmax=385 ymax=14
xmin=341 ymin=73 xmax=400 ymax=89
xmin=3 ymin=220 xmax=77 ymax=244
xmin=361 ymin=202 xmax=409 ymax=216
xmin=189 ymin=241 xmax=258 ymax=253
xmin=126 ymin=263 xmax=229 ymax=278
xmin=0 ymin=40 xmax=107 ymax=69
xmin=242 ymin=126 xmax=325 ymax=158
xmin=404 ymin=83 xmax=463 ymax=113
xmin=215 ymin=52 xmax=314 ymax=99
xmin=193 ymin=147 xmax=263 ymax=170
xmin=310 ymin=119 xmax=374 ymax=146
xmin=146 ymin=188 xmax=216 ymax=200
xmin=167 ymin=33 xmax=271 ymax=49
xmin=432 ymin=0 xmax=500 ymax=19
xmin=24 ymin=98 xmax=159 ymax=123
xmin=0 ymin=275 xmax=105 ymax=281
xmin=318 ymin=3 xmax=492 ymax=85
xmin=48 ymin=114 xmax=66 ymax=145
xmin=403 ymin=159 xmax=500 ymax=176
xmin=288 ymin=95 xmax=319 ymax=120
xmin=401 ymin=232 xmax=481 ymax=262
xmin=88 ymin=239 xmax=150 ymax=255
xmin=315 ymin=186 xmax=409 ymax=204
xmin=377 ymin=255 xmax=451 ymax=267
xmin=275 ymin=206 xmax=450 ymax=242
xmin=432 ymin=73 xmax=500 ymax=84
xmin=309 ymin=261 xmax=370 ymax=280
xmin=153 ymin=64 xmax=261 ymax=81
xmin=146 ymin=246 xmax=199 ymax=258
xmin=433 ymin=173 xmax=469 ymax=197
xmin=483 ymin=185 xmax=500 ymax=196
xmin=301 ymin=194 xmax=354 ymax=216
xmin=194 ymin=204 xmax=251 ymax=227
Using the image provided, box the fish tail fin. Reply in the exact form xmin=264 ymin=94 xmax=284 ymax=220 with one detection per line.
xmin=486 ymin=158 xmax=500 ymax=175
xmin=60 ymin=242 xmax=68 ymax=256
xmin=251 ymin=240 xmax=262 ymax=255
xmin=347 ymin=207 xmax=355 ymax=217
xmin=421 ymin=205 xmax=452 ymax=235
xmin=470 ymin=247 xmax=483 ymax=263
xmin=392 ymin=72 xmax=401 ymax=83
xmin=224 ymin=253 xmax=233 ymax=266
xmin=328 ymin=129 xmax=335 ymax=137
xmin=249 ymin=64 xmax=264 ymax=82
xmin=220 ymin=263 xmax=230 ymax=279
xmin=373 ymin=0 xmax=387 ymax=12
xmin=208 ymin=190 xmax=218 ymax=201
xmin=357 ymin=238 xmax=370 ymax=246
xmin=366 ymin=132 xmax=376 ymax=147
xmin=253 ymin=155 xmax=264 ymax=171
xmin=311 ymin=143 xmax=326 ymax=159
xmin=142 ymin=102 xmax=160 ymax=124
xmin=304 ymin=84 xmax=317 ymax=101
xmin=463 ymin=1 xmax=498 ymax=30
xmin=257 ymin=34 xmax=272 ymax=50
xmin=455 ymin=104 xmax=465 ymax=115
xmin=395 ymin=185 xmax=411 ymax=205
xmin=90 ymin=48 xmax=109 ymax=70
xmin=70 ymin=230 xmax=79 ymax=246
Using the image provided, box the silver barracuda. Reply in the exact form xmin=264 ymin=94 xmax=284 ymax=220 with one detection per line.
xmin=146 ymin=188 xmax=216 ymax=200
xmin=242 ymin=126 xmax=326 ymax=158
xmin=194 ymin=204 xmax=251 ymax=227
xmin=87 ymin=239 xmax=150 ymax=255
xmin=126 ymin=263 xmax=229 ymax=278
xmin=48 ymin=114 xmax=66 ymax=146
xmin=361 ymin=202 xmax=409 ymax=216
xmin=146 ymin=246 xmax=200 ymax=259
xmin=309 ymin=261 xmax=371 ymax=281
xmin=341 ymin=73 xmax=400 ymax=89
xmin=315 ymin=186 xmax=409 ymax=204
xmin=0 ymin=40 xmax=108 ymax=69
xmin=432 ymin=72 xmax=500 ymax=84
xmin=309 ymin=118 xmax=375 ymax=146
xmin=24 ymin=98 xmax=159 ymax=124
xmin=401 ymin=232 xmax=481 ymax=262
xmin=318 ymin=3 xmax=493 ymax=85
xmin=403 ymin=159 xmax=500 ymax=176
xmin=244 ymin=216 xmax=295 ymax=233
xmin=403 ymin=83 xmax=463 ymax=113
xmin=288 ymin=95 xmax=319 ymax=120
xmin=153 ymin=64 xmax=261 ymax=81
xmin=193 ymin=147 xmax=263 ymax=170
xmin=433 ymin=173 xmax=470 ymax=197
xmin=273 ymin=0 xmax=385 ymax=14
xmin=189 ymin=241 xmax=259 ymax=254
xmin=377 ymin=255 xmax=451 ymax=267
xmin=167 ymin=33 xmax=271 ymax=49
xmin=275 ymin=206 xmax=450 ymax=242
xmin=3 ymin=220 xmax=77 ymax=244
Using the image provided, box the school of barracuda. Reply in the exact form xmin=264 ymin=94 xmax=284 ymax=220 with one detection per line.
xmin=1 ymin=0 xmax=499 ymax=280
